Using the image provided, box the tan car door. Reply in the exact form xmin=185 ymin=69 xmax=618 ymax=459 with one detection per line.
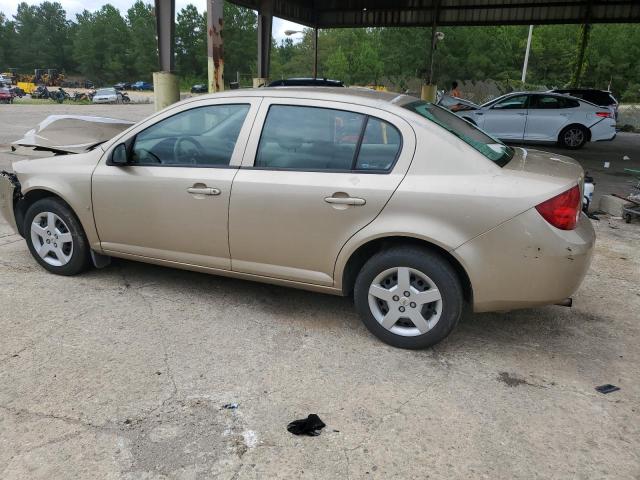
xmin=228 ymin=98 xmax=416 ymax=286
xmin=92 ymin=98 xmax=260 ymax=270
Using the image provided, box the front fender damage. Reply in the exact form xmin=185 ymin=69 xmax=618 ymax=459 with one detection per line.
xmin=0 ymin=170 xmax=23 ymax=235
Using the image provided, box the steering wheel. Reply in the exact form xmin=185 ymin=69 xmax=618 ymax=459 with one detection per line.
xmin=134 ymin=148 xmax=161 ymax=164
xmin=173 ymin=137 xmax=205 ymax=165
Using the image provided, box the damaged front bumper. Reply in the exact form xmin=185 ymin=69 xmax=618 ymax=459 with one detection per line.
xmin=0 ymin=171 xmax=21 ymax=233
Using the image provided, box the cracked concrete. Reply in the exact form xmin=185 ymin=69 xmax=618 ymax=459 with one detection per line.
xmin=1 ymin=104 xmax=639 ymax=479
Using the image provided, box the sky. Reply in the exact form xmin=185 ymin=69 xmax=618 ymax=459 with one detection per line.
xmin=0 ymin=0 xmax=306 ymax=42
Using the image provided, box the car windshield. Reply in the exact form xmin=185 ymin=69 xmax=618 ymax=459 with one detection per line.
xmin=97 ymin=88 xmax=115 ymax=95
xmin=403 ymin=100 xmax=514 ymax=167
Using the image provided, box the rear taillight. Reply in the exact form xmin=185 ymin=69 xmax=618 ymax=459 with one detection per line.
xmin=535 ymin=185 xmax=581 ymax=230
xmin=595 ymin=111 xmax=612 ymax=118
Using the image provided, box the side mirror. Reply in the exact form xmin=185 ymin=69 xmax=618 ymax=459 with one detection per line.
xmin=109 ymin=143 xmax=129 ymax=166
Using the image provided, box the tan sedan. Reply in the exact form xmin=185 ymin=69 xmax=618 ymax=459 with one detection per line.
xmin=0 ymin=88 xmax=594 ymax=349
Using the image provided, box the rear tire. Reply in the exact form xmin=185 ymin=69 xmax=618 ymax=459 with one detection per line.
xmin=354 ymin=247 xmax=464 ymax=349
xmin=24 ymin=197 xmax=91 ymax=276
xmin=559 ymin=125 xmax=588 ymax=149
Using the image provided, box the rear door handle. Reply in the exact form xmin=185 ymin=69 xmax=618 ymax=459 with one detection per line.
xmin=187 ymin=187 xmax=221 ymax=196
xmin=324 ymin=196 xmax=366 ymax=206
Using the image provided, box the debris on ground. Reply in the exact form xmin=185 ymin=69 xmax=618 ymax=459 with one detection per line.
xmin=287 ymin=414 xmax=326 ymax=436
xmin=497 ymin=371 xmax=535 ymax=387
xmin=595 ymin=384 xmax=620 ymax=394
xmin=222 ymin=403 xmax=239 ymax=410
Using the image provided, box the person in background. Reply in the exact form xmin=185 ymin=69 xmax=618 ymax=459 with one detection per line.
xmin=450 ymin=81 xmax=462 ymax=98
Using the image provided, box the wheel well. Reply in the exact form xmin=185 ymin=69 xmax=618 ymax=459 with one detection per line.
xmin=560 ymin=123 xmax=591 ymax=142
xmin=341 ymin=236 xmax=473 ymax=304
xmin=14 ymin=189 xmax=67 ymax=236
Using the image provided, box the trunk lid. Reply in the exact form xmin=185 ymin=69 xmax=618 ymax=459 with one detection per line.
xmin=503 ymin=147 xmax=584 ymax=187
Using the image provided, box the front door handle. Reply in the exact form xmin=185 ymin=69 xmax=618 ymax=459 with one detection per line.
xmin=187 ymin=187 xmax=221 ymax=196
xmin=324 ymin=196 xmax=366 ymax=206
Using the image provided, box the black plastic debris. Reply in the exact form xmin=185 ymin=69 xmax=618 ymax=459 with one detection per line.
xmin=595 ymin=384 xmax=620 ymax=394
xmin=223 ymin=403 xmax=239 ymax=410
xmin=287 ymin=414 xmax=326 ymax=436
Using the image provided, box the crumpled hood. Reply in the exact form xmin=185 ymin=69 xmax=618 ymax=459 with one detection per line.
xmin=12 ymin=115 xmax=134 ymax=154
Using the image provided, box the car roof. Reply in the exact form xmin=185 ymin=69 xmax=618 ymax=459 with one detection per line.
xmin=552 ymin=88 xmax=612 ymax=93
xmin=182 ymin=86 xmax=414 ymax=109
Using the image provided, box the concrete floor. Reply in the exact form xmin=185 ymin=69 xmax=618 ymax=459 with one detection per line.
xmin=1 ymin=104 xmax=639 ymax=479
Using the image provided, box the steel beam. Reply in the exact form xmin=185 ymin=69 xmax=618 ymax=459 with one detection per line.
xmin=257 ymin=0 xmax=273 ymax=82
xmin=312 ymin=28 xmax=318 ymax=79
xmin=207 ymin=0 xmax=224 ymax=92
xmin=153 ymin=0 xmax=179 ymax=110
xmin=154 ymin=0 xmax=175 ymax=72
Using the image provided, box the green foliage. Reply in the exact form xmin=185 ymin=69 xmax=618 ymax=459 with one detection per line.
xmin=0 ymin=2 xmax=639 ymax=98
xmin=176 ymin=4 xmax=206 ymax=79
xmin=73 ymin=5 xmax=131 ymax=84
xmin=127 ymin=1 xmax=158 ymax=78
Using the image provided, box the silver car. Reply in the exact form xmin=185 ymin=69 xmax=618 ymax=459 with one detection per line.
xmin=92 ymin=87 xmax=122 ymax=104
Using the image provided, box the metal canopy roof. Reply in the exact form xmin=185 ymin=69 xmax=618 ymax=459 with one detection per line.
xmin=229 ymin=0 xmax=640 ymax=27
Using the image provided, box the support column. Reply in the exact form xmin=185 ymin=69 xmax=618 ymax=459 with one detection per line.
xmin=207 ymin=0 xmax=224 ymax=93
xmin=313 ymin=28 xmax=318 ymax=79
xmin=422 ymin=0 xmax=440 ymax=102
xmin=154 ymin=0 xmax=180 ymax=111
xmin=255 ymin=0 xmax=273 ymax=87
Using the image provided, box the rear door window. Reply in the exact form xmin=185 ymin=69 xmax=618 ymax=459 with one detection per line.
xmin=355 ymin=117 xmax=402 ymax=171
xmin=531 ymin=95 xmax=579 ymax=109
xmin=255 ymin=105 xmax=401 ymax=172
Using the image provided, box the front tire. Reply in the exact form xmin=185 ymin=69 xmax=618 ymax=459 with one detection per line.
xmin=24 ymin=197 xmax=91 ymax=275
xmin=559 ymin=125 xmax=588 ymax=149
xmin=354 ymin=247 xmax=464 ymax=349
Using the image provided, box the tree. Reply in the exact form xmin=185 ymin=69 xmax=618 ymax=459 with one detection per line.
xmin=176 ymin=4 xmax=207 ymax=79
xmin=325 ymin=47 xmax=349 ymax=82
xmin=72 ymin=5 xmax=130 ymax=84
xmin=127 ymin=0 xmax=157 ymax=79
xmin=222 ymin=3 xmax=257 ymax=81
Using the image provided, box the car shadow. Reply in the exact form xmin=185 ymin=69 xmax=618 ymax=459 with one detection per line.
xmin=99 ymin=258 xmax=609 ymax=360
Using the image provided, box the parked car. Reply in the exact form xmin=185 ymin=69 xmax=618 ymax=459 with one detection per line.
xmin=1 ymin=88 xmax=594 ymax=349
xmin=114 ymin=82 xmax=132 ymax=91
xmin=452 ymin=92 xmax=616 ymax=149
xmin=191 ymin=84 xmax=207 ymax=93
xmin=268 ymin=77 xmax=344 ymax=87
xmin=92 ymin=87 xmax=122 ymax=104
xmin=550 ymin=88 xmax=619 ymax=120
xmin=0 ymin=87 xmax=14 ymax=103
xmin=131 ymin=81 xmax=153 ymax=91
xmin=0 ymin=74 xmax=13 ymax=86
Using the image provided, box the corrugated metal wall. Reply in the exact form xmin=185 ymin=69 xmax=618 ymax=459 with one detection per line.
xmin=230 ymin=0 xmax=640 ymax=27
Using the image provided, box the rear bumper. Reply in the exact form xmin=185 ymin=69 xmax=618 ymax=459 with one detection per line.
xmin=590 ymin=118 xmax=616 ymax=142
xmin=454 ymin=208 xmax=595 ymax=312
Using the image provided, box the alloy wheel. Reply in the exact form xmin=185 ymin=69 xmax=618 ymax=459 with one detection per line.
xmin=367 ymin=266 xmax=443 ymax=337
xmin=30 ymin=211 xmax=74 ymax=267
xmin=564 ymin=128 xmax=584 ymax=147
